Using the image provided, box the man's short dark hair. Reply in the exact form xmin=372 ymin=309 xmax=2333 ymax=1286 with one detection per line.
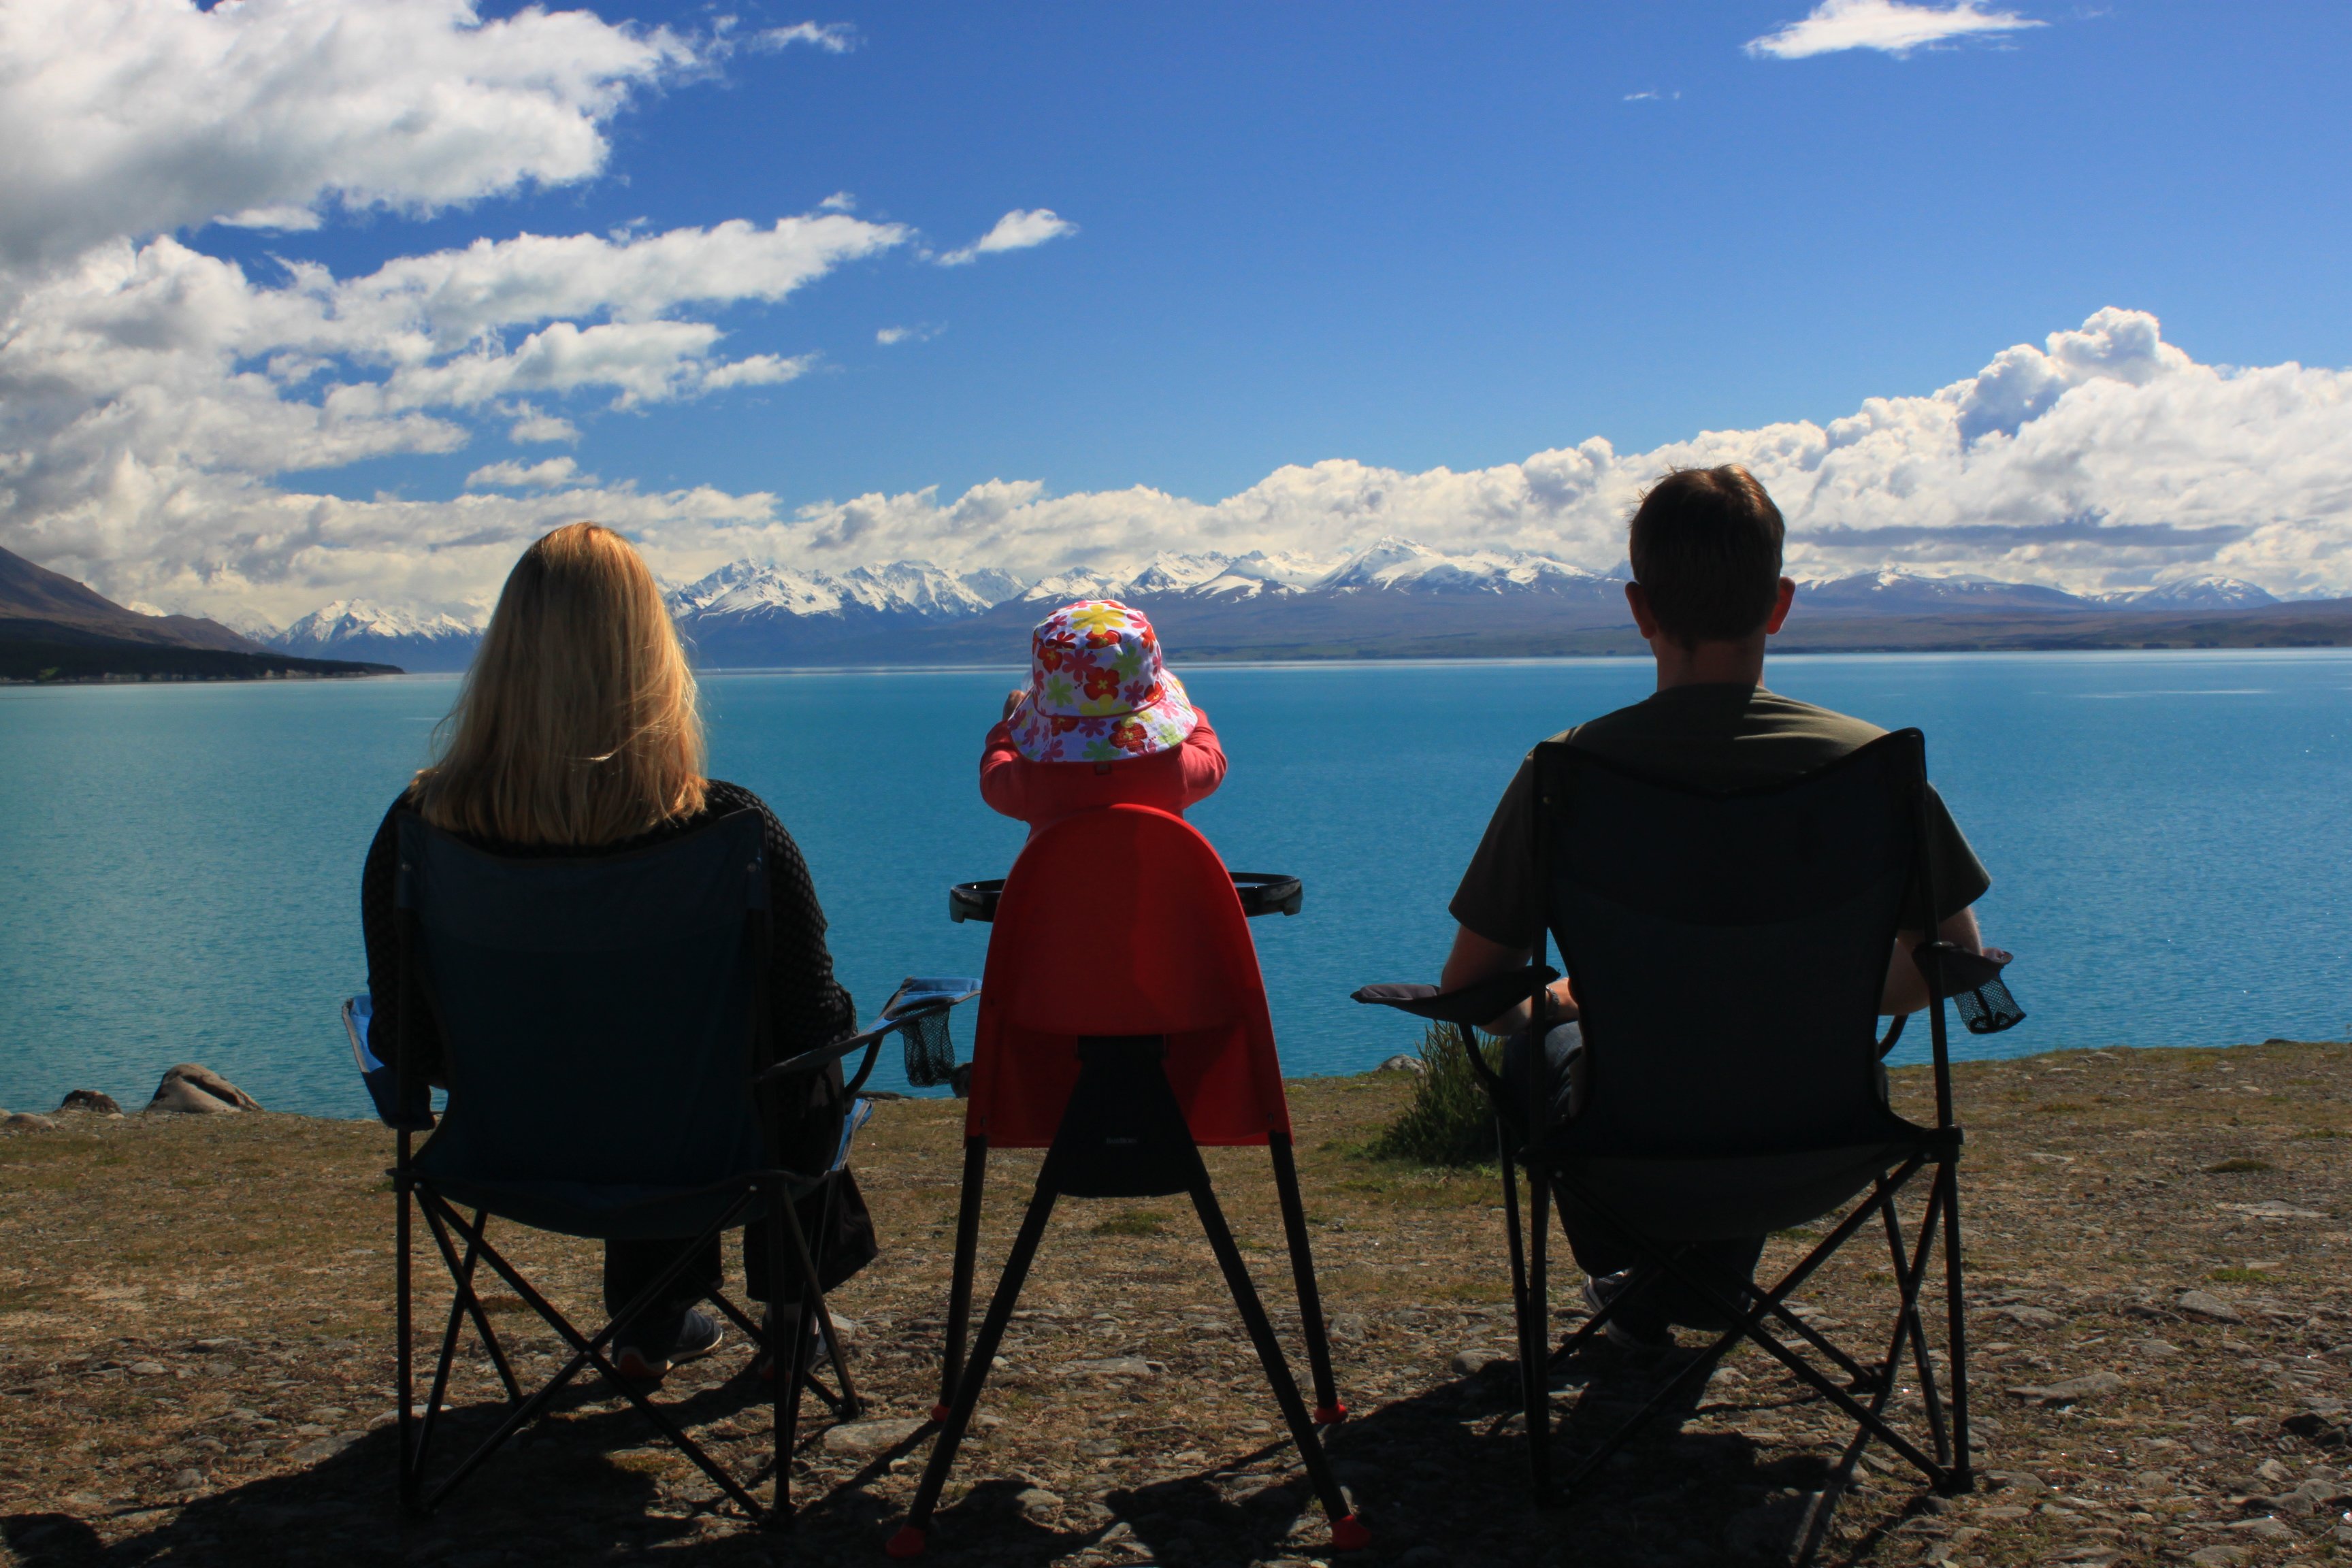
xmin=1627 ymin=465 xmax=1786 ymax=647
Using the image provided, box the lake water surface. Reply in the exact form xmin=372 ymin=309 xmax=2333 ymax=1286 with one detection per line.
xmin=3 ymin=651 xmax=2347 ymax=1118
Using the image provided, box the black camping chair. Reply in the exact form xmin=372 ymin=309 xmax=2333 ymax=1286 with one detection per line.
xmin=1357 ymin=730 xmax=2023 ymax=1504
xmin=354 ymin=808 xmax=960 ymax=1525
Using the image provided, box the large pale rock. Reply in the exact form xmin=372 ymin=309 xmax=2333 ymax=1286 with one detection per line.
xmin=821 ymin=1416 xmax=926 ymax=1456
xmin=147 ymin=1064 xmax=262 ymax=1115
xmin=3 ymin=1112 xmax=57 ymax=1132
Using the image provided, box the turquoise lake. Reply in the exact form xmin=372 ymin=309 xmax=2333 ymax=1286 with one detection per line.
xmin=3 ymin=651 xmax=2349 ymax=1118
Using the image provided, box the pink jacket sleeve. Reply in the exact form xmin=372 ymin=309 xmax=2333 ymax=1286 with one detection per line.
xmin=1178 ymin=715 xmax=1228 ymax=808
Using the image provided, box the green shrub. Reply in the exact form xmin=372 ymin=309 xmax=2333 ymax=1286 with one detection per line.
xmin=1371 ymin=1024 xmax=1505 ymax=1167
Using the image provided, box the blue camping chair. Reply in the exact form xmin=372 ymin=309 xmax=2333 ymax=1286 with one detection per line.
xmin=342 ymin=807 xmax=974 ymax=1525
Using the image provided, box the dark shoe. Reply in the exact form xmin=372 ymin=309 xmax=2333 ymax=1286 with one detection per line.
xmin=615 ymin=1309 xmax=723 ymax=1381
xmin=1584 ymin=1271 xmax=1673 ymax=1353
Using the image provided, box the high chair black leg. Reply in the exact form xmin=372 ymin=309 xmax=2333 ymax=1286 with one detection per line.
xmin=1268 ymin=1130 xmax=1345 ymax=1424
xmin=890 ymin=1150 xmax=1065 ymax=1558
xmin=936 ymin=1134 xmax=987 ymax=1421
xmin=1179 ymin=1145 xmax=1369 ymax=1551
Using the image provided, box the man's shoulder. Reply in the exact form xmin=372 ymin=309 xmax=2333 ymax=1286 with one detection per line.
xmin=1552 ymin=683 xmax=1889 ymax=785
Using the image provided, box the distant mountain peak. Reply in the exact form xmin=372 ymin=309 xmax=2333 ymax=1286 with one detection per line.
xmin=2100 ymin=576 xmax=2279 ymax=610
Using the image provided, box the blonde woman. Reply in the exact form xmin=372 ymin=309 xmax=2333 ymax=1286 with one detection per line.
xmin=357 ymin=523 xmax=871 ymax=1379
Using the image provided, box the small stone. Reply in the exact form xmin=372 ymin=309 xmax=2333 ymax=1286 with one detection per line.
xmin=128 ymin=1362 xmax=166 ymax=1376
xmin=1015 ymin=1486 xmax=1062 ymax=1519
xmin=2187 ymin=1548 xmax=2249 ymax=1566
xmin=1375 ymin=1055 xmax=1426 ymax=1075
xmin=287 ymin=1433 xmax=357 ymax=1464
xmin=146 ymin=1064 xmax=262 ymax=1115
xmin=56 ymin=1090 xmax=123 ymax=1115
xmin=1449 ymin=1349 xmax=1512 ymax=1377
xmin=2008 ymin=1371 xmax=2124 ymax=1407
xmin=1064 ymin=1357 xmax=1159 ymax=1379
xmin=2257 ymin=1458 xmax=2292 ymax=1484
xmin=2176 ymin=1290 xmax=2244 ymax=1323
xmin=1989 ymin=1303 xmax=2063 ymax=1329
xmin=2132 ymin=1337 xmax=2178 ymax=1358
xmin=172 ymin=1467 xmax=206 ymax=1491
xmin=1 ymin=1113 xmax=57 ymax=1132
xmin=2227 ymin=1516 xmax=2296 ymax=1540
xmin=1985 ymin=1469 xmax=2048 ymax=1494
xmin=820 ymin=1417 xmax=927 ymax=1456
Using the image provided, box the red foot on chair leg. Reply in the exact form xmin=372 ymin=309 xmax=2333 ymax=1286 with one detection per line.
xmin=929 ymin=1403 xmax=951 ymax=1422
xmin=885 ymin=1524 xmax=928 ymax=1558
xmin=1313 ymin=1401 xmax=1348 ymax=1426
xmin=1330 ymin=1514 xmax=1372 ymax=1552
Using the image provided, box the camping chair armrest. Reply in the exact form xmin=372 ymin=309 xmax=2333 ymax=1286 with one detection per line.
xmin=1350 ymin=968 xmax=1560 ymax=1115
xmin=1349 ymin=967 xmax=1558 ymax=1028
xmin=755 ymin=1023 xmax=893 ymax=1090
xmin=1910 ymin=942 xmax=2006 ymax=997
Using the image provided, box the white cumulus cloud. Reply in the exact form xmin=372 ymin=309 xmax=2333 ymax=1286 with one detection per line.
xmin=465 ymin=456 xmax=585 ymax=490
xmin=16 ymin=304 xmax=2352 ymax=623
xmin=1746 ymin=0 xmax=2043 ymax=59
xmin=936 ymin=209 xmax=1079 ymax=266
xmin=0 ymin=0 xmax=698 ymax=265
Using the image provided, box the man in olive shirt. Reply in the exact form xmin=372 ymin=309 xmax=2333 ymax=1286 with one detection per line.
xmin=1443 ymin=464 xmax=2003 ymax=1348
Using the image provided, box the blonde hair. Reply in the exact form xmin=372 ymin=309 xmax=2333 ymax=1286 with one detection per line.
xmin=412 ymin=523 xmax=706 ymax=847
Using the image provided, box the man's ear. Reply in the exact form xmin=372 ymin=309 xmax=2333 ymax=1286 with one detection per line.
xmin=1624 ymin=580 xmax=1661 ymax=640
xmin=1763 ymin=576 xmax=1796 ymax=636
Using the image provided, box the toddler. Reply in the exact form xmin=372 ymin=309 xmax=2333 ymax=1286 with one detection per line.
xmin=980 ymin=600 xmax=1226 ymax=836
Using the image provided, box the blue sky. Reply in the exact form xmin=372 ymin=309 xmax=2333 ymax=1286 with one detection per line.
xmin=218 ymin=0 xmax=2350 ymax=507
xmin=4 ymin=0 xmax=2351 ymax=616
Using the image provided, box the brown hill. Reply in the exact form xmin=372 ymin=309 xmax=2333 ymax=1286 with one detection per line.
xmin=0 ymin=543 xmax=261 ymax=652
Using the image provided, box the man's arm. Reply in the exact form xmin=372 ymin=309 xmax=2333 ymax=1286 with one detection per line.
xmin=1882 ymin=905 xmax=1999 ymax=1016
xmin=1441 ymin=924 xmax=1577 ymax=1035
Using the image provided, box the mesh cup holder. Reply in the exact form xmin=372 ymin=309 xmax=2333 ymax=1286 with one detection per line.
xmin=900 ymin=1008 xmax=958 ymax=1088
xmin=1953 ymin=971 xmax=2026 ymax=1035
xmin=1924 ymin=943 xmax=2027 ymax=1036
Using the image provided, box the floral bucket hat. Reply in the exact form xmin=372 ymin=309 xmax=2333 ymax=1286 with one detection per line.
xmin=1009 ymin=600 xmax=1200 ymax=764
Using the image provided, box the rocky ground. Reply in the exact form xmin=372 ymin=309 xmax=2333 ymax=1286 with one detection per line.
xmin=7 ymin=1041 xmax=2352 ymax=1568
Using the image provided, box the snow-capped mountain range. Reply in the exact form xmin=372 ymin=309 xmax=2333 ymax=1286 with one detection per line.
xmin=252 ymin=538 xmax=2289 ymax=671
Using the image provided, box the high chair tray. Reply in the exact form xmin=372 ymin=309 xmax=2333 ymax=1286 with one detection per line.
xmin=950 ymin=872 xmax=1302 ymax=924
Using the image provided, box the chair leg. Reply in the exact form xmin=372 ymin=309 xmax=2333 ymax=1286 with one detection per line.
xmin=1551 ymin=1161 xmax=1954 ymax=1494
xmin=1879 ymin=1185 xmax=1950 ymax=1465
xmin=1523 ymin=1164 xmax=1553 ymax=1502
xmin=416 ymin=1188 xmax=770 ymax=1522
xmin=769 ymin=1181 xmax=797 ymax=1526
xmin=395 ymin=1147 xmax=416 ymax=1512
xmin=1937 ymin=1161 xmax=1974 ymax=1491
xmin=892 ymin=1154 xmax=1064 ymax=1558
xmin=1268 ymin=1130 xmax=1345 ymax=1424
xmin=936 ymin=1135 xmax=988 ymax=1422
xmin=1179 ymin=1146 xmax=1369 ymax=1551
xmin=806 ymin=1169 xmax=863 ymax=1421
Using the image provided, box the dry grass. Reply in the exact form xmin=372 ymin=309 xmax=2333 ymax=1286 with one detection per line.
xmin=6 ymin=1043 xmax=2352 ymax=1565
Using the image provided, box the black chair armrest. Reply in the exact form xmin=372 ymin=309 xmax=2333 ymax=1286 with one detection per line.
xmin=755 ymin=1024 xmax=894 ymax=1090
xmin=1350 ymin=967 xmax=1559 ymax=1028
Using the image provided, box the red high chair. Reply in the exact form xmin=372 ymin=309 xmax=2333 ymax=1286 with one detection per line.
xmin=885 ymin=805 xmax=1364 ymax=1558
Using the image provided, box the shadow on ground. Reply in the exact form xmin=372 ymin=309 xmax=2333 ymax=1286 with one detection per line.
xmin=1 ymin=1335 xmax=1941 ymax=1568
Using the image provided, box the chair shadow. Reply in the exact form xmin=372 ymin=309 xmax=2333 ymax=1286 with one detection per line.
xmin=1 ymin=1340 xmax=1927 ymax=1567
xmin=0 ymin=1356 xmax=872 ymax=1568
